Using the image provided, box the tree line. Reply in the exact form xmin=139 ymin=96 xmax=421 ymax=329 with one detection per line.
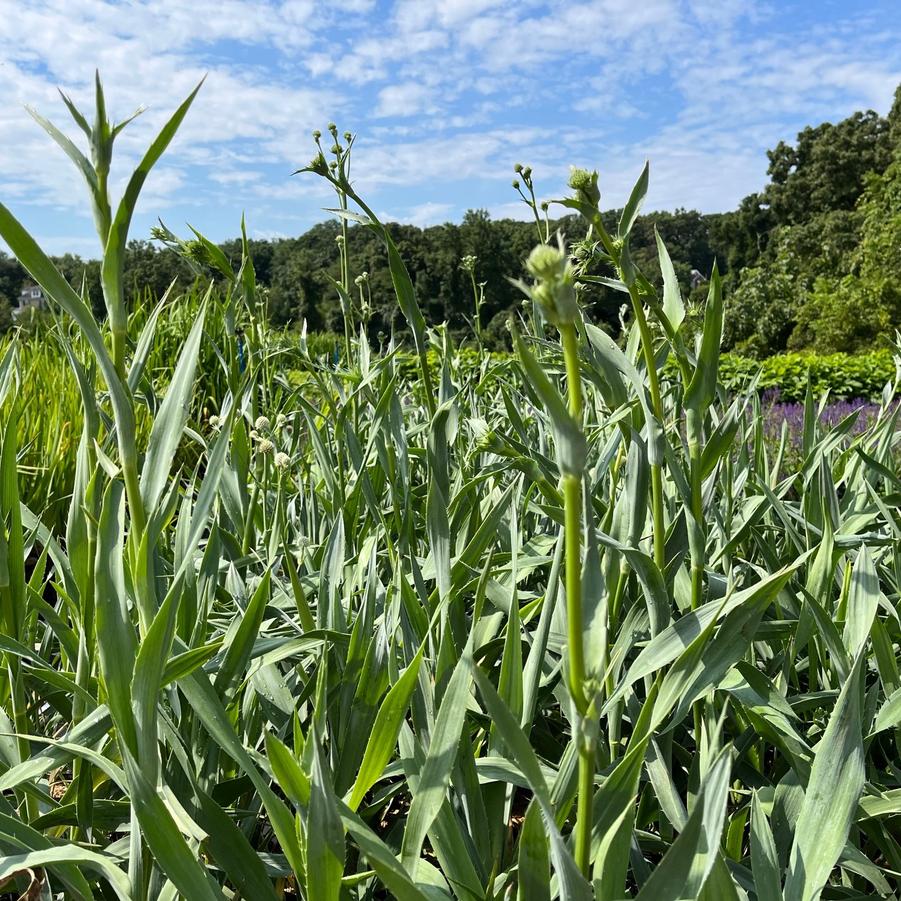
xmin=3 ymin=84 xmax=899 ymax=357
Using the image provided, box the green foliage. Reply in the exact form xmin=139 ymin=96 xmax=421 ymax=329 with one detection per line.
xmin=716 ymin=349 xmax=897 ymax=401
xmin=766 ymin=109 xmax=894 ymax=224
xmin=2 ymin=76 xmax=901 ymax=901
xmin=792 ymin=151 xmax=901 ymax=353
xmin=725 ymin=84 xmax=901 ymax=355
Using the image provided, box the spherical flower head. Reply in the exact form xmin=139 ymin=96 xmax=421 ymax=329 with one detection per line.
xmin=572 ymin=239 xmax=595 ymax=263
xmin=255 ymin=415 xmax=271 ymax=432
xmin=354 ymin=274 xmax=365 ymax=286
xmin=256 ymin=438 xmax=274 ymax=455
xmin=249 ymin=429 xmax=259 ymax=441
xmin=540 ymin=201 xmax=550 ymax=212
xmin=568 ymin=167 xmax=601 ymax=208
xmin=522 ymin=166 xmax=532 ymax=180
xmin=526 ymin=244 xmax=567 ymax=282
xmin=330 ymin=143 xmax=343 ymax=155
xmin=343 ymin=131 xmax=352 ymax=141
xmin=274 ymin=451 xmax=290 ymax=470
xmin=512 ymin=179 xmax=520 ymax=190
xmin=312 ymin=129 xmax=322 ymax=140
xmin=513 ymin=163 xmax=524 ymax=173
xmin=209 ymin=414 xmax=220 ymax=430
xmin=328 ymin=122 xmax=338 ymax=136
xmin=524 ymin=237 xmax=579 ymax=326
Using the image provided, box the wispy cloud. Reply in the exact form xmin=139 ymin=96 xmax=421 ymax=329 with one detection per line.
xmin=0 ymin=0 xmax=898 ymax=255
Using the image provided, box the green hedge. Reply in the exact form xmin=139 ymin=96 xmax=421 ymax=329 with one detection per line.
xmin=300 ymin=332 xmax=896 ymax=403
xmin=715 ymin=350 xmax=896 ymax=402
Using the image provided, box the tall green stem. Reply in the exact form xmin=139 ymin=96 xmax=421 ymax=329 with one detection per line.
xmin=559 ymin=321 xmax=594 ymax=877
xmin=563 ymin=473 xmax=585 ymax=707
xmin=686 ymin=409 xmax=705 ymax=611
xmin=687 ymin=409 xmax=706 ymax=745
xmin=339 ymin=190 xmax=353 ymax=364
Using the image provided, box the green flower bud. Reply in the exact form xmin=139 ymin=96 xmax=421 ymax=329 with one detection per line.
xmin=307 ymin=151 xmax=329 ymax=176
xmin=568 ymin=167 xmax=601 ymax=207
xmin=312 ymin=129 xmax=321 ymax=140
xmin=474 ymin=428 xmax=499 ymax=453
xmin=522 ymin=166 xmax=532 ymax=179
xmin=512 ymin=179 xmax=520 ymax=190
xmin=526 ymin=243 xmax=567 ymax=281
xmin=531 ymin=281 xmax=556 ymax=312
xmin=523 ymin=237 xmax=580 ymax=326
xmin=513 ymin=163 xmax=523 ymax=173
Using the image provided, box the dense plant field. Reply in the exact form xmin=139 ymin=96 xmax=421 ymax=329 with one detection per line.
xmin=8 ymin=317 xmax=895 ymax=537
xmin=1 ymin=80 xmax=901 ymax=901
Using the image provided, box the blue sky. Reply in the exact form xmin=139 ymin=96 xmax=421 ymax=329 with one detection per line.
xmin=1 ymin=0 xmax=900 ymax=256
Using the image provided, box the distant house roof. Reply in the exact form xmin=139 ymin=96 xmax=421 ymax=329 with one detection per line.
xmin=12 ymin=282 xmax=48 ymax=319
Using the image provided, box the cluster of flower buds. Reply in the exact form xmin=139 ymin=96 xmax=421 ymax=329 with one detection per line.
xmin=567 ymin=167 xmax=601 ymax=209
xmin=208 ymin=409 xmax=294 ymax=473
xmin=512 ymin=162 xmax=536 ymax=192
xmin=524 ymin=236 xmax=580 ymax=326
xmin=460 ymin=254 xmax=477 ymax=274
xmin=250 ymin=415 xmax=290 ymax=465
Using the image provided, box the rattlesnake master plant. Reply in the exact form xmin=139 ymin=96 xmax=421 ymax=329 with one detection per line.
xmin=0 ymin=76 xmax=899 ymax=901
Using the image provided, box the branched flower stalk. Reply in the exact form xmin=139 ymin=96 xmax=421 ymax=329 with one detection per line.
xmin=513 ymin=163 xmax=549 ymax=244
xmin=460 ymin=254 xmax=486 ymax=354
xmin=296 ymin=133 xmax=438 ymax=417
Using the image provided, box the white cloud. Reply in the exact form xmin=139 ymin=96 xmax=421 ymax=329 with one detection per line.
xmin=403 ymin=201 xmax=455 ymax=227
xmin=0 ymin=0 xmax=899 ymax=256
xmin=374 ymin=82 xmax=434 ymax=118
